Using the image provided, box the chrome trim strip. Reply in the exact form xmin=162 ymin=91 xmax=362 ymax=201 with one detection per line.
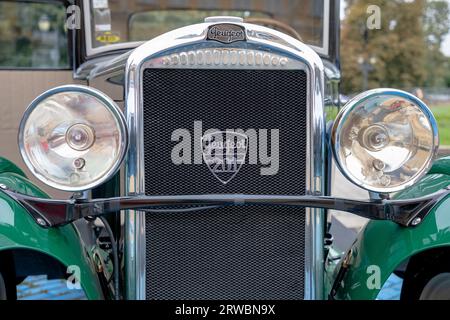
xmin=125 ymin=20 xmax=325 ymax=300
xmin=311 ymin=0 xmax=331 ymax=56
xmin=86 ymin=51 xmax=132 ymax=80
xmin=142 ymin=49 xmax=304 ymax=70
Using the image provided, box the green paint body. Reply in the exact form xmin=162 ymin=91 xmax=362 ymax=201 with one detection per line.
xmin=0 ymin=158 xmax=103 ymax=299
xmin=332 ymin=156 xmax=450 ymax=300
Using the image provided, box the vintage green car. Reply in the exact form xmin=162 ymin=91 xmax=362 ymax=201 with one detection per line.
xmin=0 ymin=0 xmax=450 ymax=301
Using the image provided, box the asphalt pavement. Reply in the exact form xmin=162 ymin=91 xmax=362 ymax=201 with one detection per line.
xmin=329 ymin=161 xmax=369 ymax=252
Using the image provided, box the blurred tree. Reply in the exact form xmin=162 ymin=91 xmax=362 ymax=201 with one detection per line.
xmin=445 ymin=57 xmax=450 ymax=87
xmin=423 ymin=0 xmax=450 ymax=87
xmin=424 ymin=1 xmax=450 ymax=46
xmin=341 ymin=0 xmax=427 ymax=94
xmin=0 ymin=2 xmax=68 ymax=68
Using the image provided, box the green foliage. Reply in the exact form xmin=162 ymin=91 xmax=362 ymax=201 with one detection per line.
xmin=424 ymin=0 xmax=450 ymax=46
xmin=341 ymin=0 xmax=450 ymax=94
xmin=423 ymin=1 xmax=450 ymax=88
xmin=0 ymin=2 xmax=68 ymax=68
xmin=445 ymin=65 xmax=450 ymax=87
xmin=430 ymin=105 xmax=450 ymax=145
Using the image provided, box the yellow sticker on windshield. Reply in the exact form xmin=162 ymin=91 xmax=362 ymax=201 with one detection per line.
xmin=96 ymin=32 xmax=120 ymax=44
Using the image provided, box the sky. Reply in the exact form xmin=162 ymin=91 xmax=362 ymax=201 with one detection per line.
xmin=442 ymin=0 xmax=450 ymax=56
xmin=443 ymin=35 xmax=450 ymax=56
xmin=341 ymin=0 xmax=450 ymax=56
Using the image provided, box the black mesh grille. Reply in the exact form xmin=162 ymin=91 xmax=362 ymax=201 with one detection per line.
xmin=142 ymin=68 xmax=308 ymax=300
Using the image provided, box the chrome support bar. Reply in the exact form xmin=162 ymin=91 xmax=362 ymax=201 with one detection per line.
xmin=1 ymin=186 xmax=448 ymax=229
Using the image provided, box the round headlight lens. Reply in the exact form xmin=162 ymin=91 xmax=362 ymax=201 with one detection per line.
xmin=332 ymin=89 xmax=439 ymax=193
xmin=66 ymin=123 xmax=96 ymax=151
xmin=19 ymin=85 xmax=128 ymax=191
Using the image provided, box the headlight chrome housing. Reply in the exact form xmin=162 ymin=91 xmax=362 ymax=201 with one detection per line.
xmin=332 ymin=89 xmax=439 ymax=193
xmin=19 ymin=85 xmax=128 ymax=192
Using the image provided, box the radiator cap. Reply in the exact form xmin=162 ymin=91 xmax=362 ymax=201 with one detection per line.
xmin=204 ymin=16 xmax=244 ymax=23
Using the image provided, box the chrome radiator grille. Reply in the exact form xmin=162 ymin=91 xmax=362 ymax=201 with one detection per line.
xmin=142 ymin=68 xmax=308 ymax=300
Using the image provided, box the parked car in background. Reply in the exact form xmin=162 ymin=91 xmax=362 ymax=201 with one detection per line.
xmin=0 ymin=0 xmax=450 ymax=301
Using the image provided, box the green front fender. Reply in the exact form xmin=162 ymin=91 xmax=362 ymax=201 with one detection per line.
xmin=0 ymin=158 xmax=103 ymax=299
xmin=336 ymin=170 xmax=450 ymax=300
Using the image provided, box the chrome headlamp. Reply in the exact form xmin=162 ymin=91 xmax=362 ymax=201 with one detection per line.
xmin=19 ymin=85 xmax=128 ymax=192
xmin=332 ymin=89 xmax=439 ymax=193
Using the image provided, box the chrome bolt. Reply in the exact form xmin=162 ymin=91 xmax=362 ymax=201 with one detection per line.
xmin=72 ymin=191 xmax=87 ymax=200
xmin=411 ymin=217 xmax=422 ymax=226
xmin=36 ymin=218 xmax=47 ymax=227
xmin=73 ymin=158 xmax=86 ymax=170
xmin=379 ymin=175 xmax=391 ymax=187
xmin=373 ymin=159 xmax=386 ymax=171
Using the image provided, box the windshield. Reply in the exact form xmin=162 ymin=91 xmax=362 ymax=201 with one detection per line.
xmin=85 ymin=0 xmax=329 ymax=56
